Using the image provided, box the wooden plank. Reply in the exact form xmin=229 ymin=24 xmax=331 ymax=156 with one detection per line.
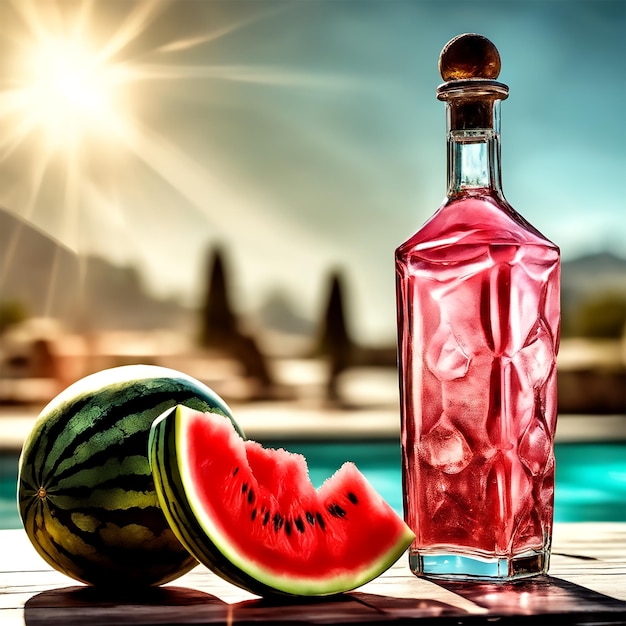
xmin=1 ymin=525 xmax=625 ymax=625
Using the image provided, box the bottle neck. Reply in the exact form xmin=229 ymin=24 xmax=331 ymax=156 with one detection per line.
xmin=445 ymin=99 xmax=504 ymax=198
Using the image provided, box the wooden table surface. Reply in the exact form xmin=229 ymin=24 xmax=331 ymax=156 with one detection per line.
xmin=2 ymin=523 xmax=625 ymax=625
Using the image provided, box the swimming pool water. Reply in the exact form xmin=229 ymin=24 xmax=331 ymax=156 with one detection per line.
xmin=0 ymin=453 xmax=20 ymax=531
xmin=1 ymin=442 xmax=624 ymax=530
xmin=276 ymin=441 xmax=626 ymax=524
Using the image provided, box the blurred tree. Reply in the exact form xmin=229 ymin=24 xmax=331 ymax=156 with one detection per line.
xmin=200 ymin=247 xmax=237 ymax=346
xmin=569 ymin=292 xmax=626 ymax=338
xmin=0 ymin=299 xmax=29 ymax=334
xmin=315 ymin=270 xmax=354 ymax=404
xmin=199 ymin=246 xmax=274 ymax=395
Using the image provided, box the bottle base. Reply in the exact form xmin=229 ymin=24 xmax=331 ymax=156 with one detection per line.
xmin=409 ymin=547 xmax=549 ymax=581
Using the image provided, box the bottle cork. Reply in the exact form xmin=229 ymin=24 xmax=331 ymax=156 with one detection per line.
xmin=436 ymin=34 xmax=509 ymax=130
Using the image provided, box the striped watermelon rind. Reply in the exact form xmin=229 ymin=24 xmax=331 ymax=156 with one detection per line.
xmin=18 ymin=364 xmax=241 ymax=587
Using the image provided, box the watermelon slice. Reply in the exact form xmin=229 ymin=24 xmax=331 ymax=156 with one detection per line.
xmin=149 ymin=405 xmax=414 ymax=596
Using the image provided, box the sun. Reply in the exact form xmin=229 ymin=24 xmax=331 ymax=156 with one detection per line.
xmin=16 ymin=36 xmax=130 ymax=151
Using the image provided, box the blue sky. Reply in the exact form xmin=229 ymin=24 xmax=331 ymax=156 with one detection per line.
xmin=0 ymin=0 xmax=624 ymax=342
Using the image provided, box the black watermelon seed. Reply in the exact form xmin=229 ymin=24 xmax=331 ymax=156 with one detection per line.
xmin=251 ymin=509 xmax=257 ymax=521
xmin=306 ymin=511 xmax=315 ymax=525
xmin=285 ymin=520 xmax=292 ymax=536
xmin=247 ymin=489 xmax=255 ymax=504
xmin=263 ymin=511 xmax=270 ymax=526
xmin=241 ymin=482 xmax=248 ymax=494
xmin=328 ymin=503 xmax=346 ymax=518
xmin=316 ymin=512 xmax=325 ymax=531
xmin=295 ymin=517 xmax=305 ymax=533
xmin=273 ymin=513 xmax=283 ymax=532
xmin=347 ymin=492 xmax=358 ymax=505
xmin=233 ymin=467 xmax=239 ymax=476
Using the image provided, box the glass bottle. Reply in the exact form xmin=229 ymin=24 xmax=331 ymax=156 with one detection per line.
xmin=395 ymin=34 xmax=560 ymax=580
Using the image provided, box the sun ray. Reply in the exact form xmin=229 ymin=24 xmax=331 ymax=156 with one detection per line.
xmin=38 ymin=142 xmax=79 ymax=316
xmin=23 ymin=134 xmax=56 ymax=222
xmin=63 ymin=143 xmax=82 ymax=252
xmin=82 ymin=180 xmax=133 ymax=254
xmin=42 ymin=240 xmax=64 ymax=318
xmin=156 ymin=2 xmax=294 ymax=53
xmin=9 ymin=0 xmax=52 ymax=43
xmin=0 ymin=134 xmax=75 ymax=311
xmin=69 ymin=0 xmax=95 ymax=43
xmin=96 ymin=0 xmax=165 ymax=63
xmin=0 ymin=105 xmax=40 ymax=161
xmin=0 ymin=127 xmax=55 ymax=241
xmin=117 ymin=118 xmax=232 ymax=230
xmin=123 ymin=63 xmax=367 ymax=91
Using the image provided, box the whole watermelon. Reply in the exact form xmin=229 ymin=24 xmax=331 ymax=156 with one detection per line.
xmin=17 ymin=364 xmax=240 ymax=587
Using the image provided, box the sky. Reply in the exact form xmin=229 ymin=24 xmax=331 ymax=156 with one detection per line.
xmin=0 ymin=0 xmax=624 ymax=343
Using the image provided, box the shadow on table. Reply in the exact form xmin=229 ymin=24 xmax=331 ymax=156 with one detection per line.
xmin=23 ymin=585 xmax=226 ymax=625
xmin=23 ymin=576 xmax=626 ymax=625
xmin=437 ymin=575 xmax=626 ymax=623
xmin=230 ymin=592 xmax=467 ymax=624
xmin=23 ymin=585 xmax=466 ymax=625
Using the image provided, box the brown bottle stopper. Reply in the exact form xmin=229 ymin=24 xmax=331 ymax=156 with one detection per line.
xmin=439 ymin=33 xmax=501 ymax=81
xmin=436 ymin=34 xmax=508 ymax=129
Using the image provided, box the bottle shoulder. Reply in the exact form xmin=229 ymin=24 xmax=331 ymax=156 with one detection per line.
xmin=396 ymin=192 xmax=559 ymax=260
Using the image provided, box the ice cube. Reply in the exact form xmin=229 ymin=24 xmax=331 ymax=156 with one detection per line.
xmin=518 ymin=413 xmax=552 ymax=477
xmin=426 ymin=325 xmax=470 ymax=382
xmin=419 ymin=417 xmax=472 ymax=474
xmin=513 ymin=319 xmax=556 ymax=388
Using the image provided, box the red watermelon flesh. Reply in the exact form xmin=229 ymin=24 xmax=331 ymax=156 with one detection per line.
xmin=149 ymin=405 xmax=415 ymax=596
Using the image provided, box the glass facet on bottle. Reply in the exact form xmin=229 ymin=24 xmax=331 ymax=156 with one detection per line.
xmin=395 ymin=34 xmax=560 ymax=580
